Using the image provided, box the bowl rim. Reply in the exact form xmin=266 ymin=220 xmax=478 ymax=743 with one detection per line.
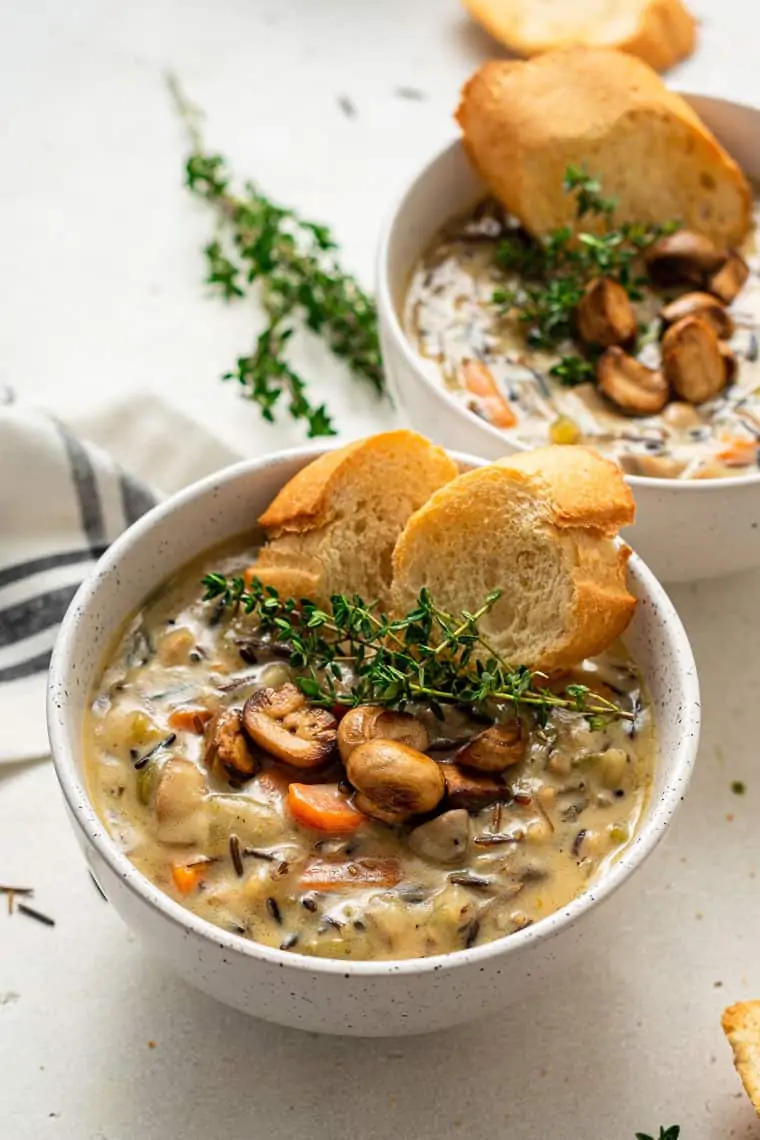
xmin=47 ymin=446 xmax=701 ymax=979
xmin=375 ymin=90 xmax=760 ymax=492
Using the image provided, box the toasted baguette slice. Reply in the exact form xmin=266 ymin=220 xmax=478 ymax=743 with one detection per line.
xmin=460 ymin=0 xmax=697 ymax=72
xmin=456 ymin=49 xmax=752 ymax=248
xmin=391 ymin=446 xmax=635 ymax=672
xmin=253 ymin=431 xmax=459 ymax=607
xmin=723 ymin=1002 xmax=760 ymax=1117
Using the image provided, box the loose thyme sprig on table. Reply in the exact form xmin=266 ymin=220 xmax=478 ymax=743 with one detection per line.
xmin=493 ymin=166 xmax=680 ymax=385
xmin=168 ymin=75 xmax=384 ymax=438
xmin=201 ymin=573 xmax=633 ymax=728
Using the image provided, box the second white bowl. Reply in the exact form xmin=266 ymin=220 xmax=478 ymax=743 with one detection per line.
xmin=377 ymin=93 xmax=760 ymax=583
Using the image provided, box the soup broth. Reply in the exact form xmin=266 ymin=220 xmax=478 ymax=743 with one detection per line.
xmin=86 ymin=538 xmax=656 ymax=961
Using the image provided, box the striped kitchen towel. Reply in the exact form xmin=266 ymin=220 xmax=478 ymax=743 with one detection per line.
xmin=0 ymin=393 xmax=241 ymax=764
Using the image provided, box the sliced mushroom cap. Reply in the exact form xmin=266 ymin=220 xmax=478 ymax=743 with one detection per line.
xmin=154 ymin=757 xmax=208 ymax=845
xmin=337 ymin=705 xmax=429 ymax=764
xmin=645 ymin=230 xmax=727 ymax=287
xmin=660 ymin=292 xmax=734 ymax=340
xmin=662 ymin=400 xmax=703 ymax=430
xmin=204 ymin=707 xmax=258 ymax=781
xmin=443 ymin=764 xmax=507 ymax=811
xmin=596 ymin=347 xmax=669 ymax=415
xmin=576 ymin=277 xmax=637 ymax=347
xmin=707 ymin=249 xmax=749 ymax=304
xmin=242 ymin=683 xmax=337 ymax=769
xmin=619 ymin=453 xmax=687 ymax=479
xmin=455 ymin=719 xmax=525 ymax=773
xmin=408 ymin=810 xmax=470 ymax=865
xmin=661 ymin=316 xmax=727 ymax=405
xmin=346 ymin=739 xmax=445 ymax=824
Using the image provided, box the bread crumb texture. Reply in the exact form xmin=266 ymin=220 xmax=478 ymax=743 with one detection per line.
xmin=722 ymin=1001 xmax=760 ymax=1117
xmin=392 ymin=445 xmax=636 ymax=671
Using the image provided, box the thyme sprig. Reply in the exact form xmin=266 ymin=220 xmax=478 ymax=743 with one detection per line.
xmin=169 ymin=75 xmax=384 ymax=438
xmin=636 ymin=1128 xmax=680 ymax=1140
xmin=493 ymin=167 xmax=679 ymax=385
xmin=201 ymin=573 xmax=632 ymax=728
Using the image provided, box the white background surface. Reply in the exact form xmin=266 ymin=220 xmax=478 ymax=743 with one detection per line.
xmin=1 ymin=1 xmax=760 ymax=1136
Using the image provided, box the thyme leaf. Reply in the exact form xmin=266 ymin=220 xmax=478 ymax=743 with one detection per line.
xmin=201 ymin=573 xmax=632 ymax=726
xmin=635 ymin=1128 xmax=681 ymax=1140
xmin=549 ymin=354 xmax=597 ymax=386
xmin=169 ymin=75 xmax=385 ymax=438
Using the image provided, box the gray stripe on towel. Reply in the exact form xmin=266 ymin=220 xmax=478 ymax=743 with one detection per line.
xmin=56 ymin=422 xmax=106 ymax=547
xmin=0 ymin=546 xmax=107 ymax=590
xmin=0 ymin=649 xmax=54 ymax=684
xmin=119 ymin=473 xmax=157 ymax=526
xmin=0 ymin=583 xmax=79 ymax=649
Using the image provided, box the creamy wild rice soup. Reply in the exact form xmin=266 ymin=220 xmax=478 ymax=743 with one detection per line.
xmin=404 ymin=198 xmax=760 ymax=479
xmin=86 ymin=539 xmax=655 ymax=961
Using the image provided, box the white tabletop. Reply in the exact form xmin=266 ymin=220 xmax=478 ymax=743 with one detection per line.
xmin=2 ymin=1 xmax=760 ymax=1136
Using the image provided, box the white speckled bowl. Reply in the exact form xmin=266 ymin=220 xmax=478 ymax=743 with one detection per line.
xmin=48 ymin=446 xmax=700 ymax=1037
xmin=376 ymin=94 xmax=760 ymax=584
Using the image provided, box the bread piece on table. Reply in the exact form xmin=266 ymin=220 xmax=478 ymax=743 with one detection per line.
xmin=456 ymin=49 xmax=752 ymax=248
xmin=253 ymin=431 xmax=459 ymax=607
xmin=460 ymin=0 xmax=697 ymax=73
xmin=722 ymin=1002 xmax=760 ymax=1118
xmin=391 ymin=445 xmax=636 ymax=672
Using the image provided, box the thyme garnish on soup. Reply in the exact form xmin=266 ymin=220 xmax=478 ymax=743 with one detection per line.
xmin=492 ymin=166 xmax=680 ymax=385
xmin=201 ymin=573 xmax=633 ymax=727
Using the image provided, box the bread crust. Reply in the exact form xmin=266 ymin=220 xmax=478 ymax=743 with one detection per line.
xmin=624 ymin=0 xmax=697 ymax=70
xmin=258 ymin=431 xmax=457 ymax=535
xmin=496 ymin=446 xmax=635 ymax=536
xmin=456 ymin=48 xmax=752 ymax=248
xmin=722 ymin=1001 xmax=760 ymax=1116
xmin=258 ymin=440 xmax=367 ymax=534
xmin=460 ymin=0 xmax=697 ymax=72
xmin=246 ymin=564 xmax=321 ymax=601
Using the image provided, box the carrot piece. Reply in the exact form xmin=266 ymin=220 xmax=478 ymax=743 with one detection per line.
xmin=170 ymin=861 xmax=206 ymax=894
xmin=461 ymin=359 xmax=517 ymax=429
xmin=716 ymin=438 xmax=758 ymax=467
xmin=288 ymin=783 xmax=366 ymax=834
xmin=299 ymin=857 xmax=402 ymax=891
xmin=168 ymin=707 xmax=214 ymax=734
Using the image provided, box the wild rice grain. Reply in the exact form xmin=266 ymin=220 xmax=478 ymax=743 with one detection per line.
xmin=230 ymin=834 xmax=244 ymax=878
xmin=17 ymin=903 xmax=55 ymax=927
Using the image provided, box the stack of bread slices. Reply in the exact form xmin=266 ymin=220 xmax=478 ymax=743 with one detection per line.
xmin=252 ymin=430 xmax=636 ymax=672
